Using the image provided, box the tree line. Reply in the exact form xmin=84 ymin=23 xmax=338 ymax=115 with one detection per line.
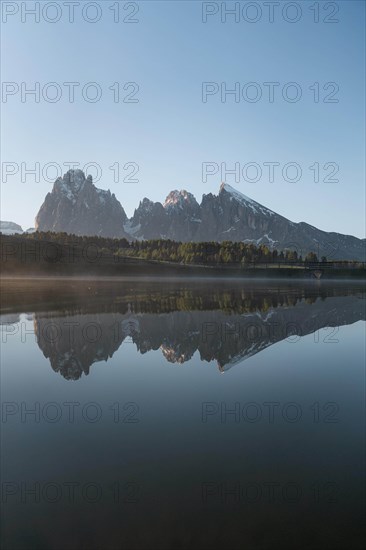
xmin=2 ymin=231 xmax=364 ymax=267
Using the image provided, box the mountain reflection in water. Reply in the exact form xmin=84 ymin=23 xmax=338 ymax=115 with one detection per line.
xmin=2 ymin=280 xmax=365 ymax=380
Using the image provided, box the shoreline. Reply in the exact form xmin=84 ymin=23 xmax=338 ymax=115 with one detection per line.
xmin=1 ymin=267 xmax=366 ymax=281
xmin=1 ymin=272 xmax=366 ymax=283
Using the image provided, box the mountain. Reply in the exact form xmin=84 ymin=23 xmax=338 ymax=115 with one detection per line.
xmin=127 ymin=190 xmax=201 ymax=241
xmin=125 ymin=198 xmax=168 ymax=240
xmin=0 ymin=221 xmax=23 ymax=235
xmin=125 ymin=182 xmax=365 ymax=260
xmin=34 ymin=171 xmax=365 ymax=260
xmin=196 ymin=184 xmax=365 ymax=261
xmin=35 ymin=169 xmax=128 ymax=238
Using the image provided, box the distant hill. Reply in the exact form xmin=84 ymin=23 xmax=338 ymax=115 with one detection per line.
xmin=0 ymin=221 xmax=23 ymax=235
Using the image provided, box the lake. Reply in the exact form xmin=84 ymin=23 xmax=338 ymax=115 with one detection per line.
xmin=1 ymin=278 xmax=365 ymax=550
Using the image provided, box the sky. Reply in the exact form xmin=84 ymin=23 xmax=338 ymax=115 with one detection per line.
xmin=1 ymin=0 xmax=365 ymax=237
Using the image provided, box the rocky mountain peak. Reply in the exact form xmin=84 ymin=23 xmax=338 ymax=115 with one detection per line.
xmin=138 ymin=198 xmax=155 ymax=212
xmin=219 ymin=182 xmax=276 ymax=217
xmin=163 ymin=189 xmax=198 ymax=211
xmin=53 ymin=169 xmax=90 ymax=201
xmin=35 ymin=170 xmax=128 ymax=238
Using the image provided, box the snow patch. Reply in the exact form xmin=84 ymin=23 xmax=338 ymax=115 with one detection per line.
xmin=124 ymin=220 xmax=141 ymax=236
xmin=221 ymin=183 xmax=275 ymax=217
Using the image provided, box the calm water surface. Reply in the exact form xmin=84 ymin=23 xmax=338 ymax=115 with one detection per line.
xmin=1 ymin=278 xmax=365 ymax=550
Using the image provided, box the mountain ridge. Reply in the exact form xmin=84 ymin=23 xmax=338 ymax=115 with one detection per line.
xmin=32 ymin=170 xmax=366 ymax=261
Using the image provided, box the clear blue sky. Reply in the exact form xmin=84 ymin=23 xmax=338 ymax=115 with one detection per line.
xmin=1 ymin=0 xmax=365 ymax=237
